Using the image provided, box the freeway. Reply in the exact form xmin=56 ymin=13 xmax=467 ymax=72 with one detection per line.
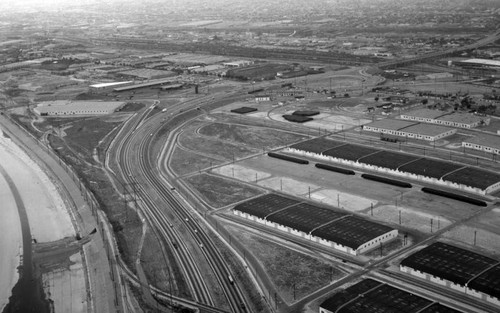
xmin=108 ymin=93 xmax=250 ymax=312
xmin=378 ymin=28 xmax=500 ymax=69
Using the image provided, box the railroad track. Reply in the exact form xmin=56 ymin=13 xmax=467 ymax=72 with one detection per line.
xmin=110 ymin=95 xmax=249 ymax=312
xmin=111 ymin=101 xmax=214 ymax=305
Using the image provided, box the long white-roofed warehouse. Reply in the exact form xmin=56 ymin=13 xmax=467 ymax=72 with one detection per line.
xmin=89 ymin=81 xmax=133 ymax=93
xmin=462 ymin=133 xmax=500 ymax=155
xmin=362 ymin=118 xmax=457 ymax=141
xmin=33 ymin=100 xmax=126 ymax=116
xmin=400 ymin=108 xmax=490 ymax=129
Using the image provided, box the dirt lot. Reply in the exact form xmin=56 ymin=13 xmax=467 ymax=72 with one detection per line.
xmin=441 ymin=207 xmax=500 ymax=258
xmin=226 ymin=223 xmax=346 ymax=304
xmin=184 ymin=173 xmax=264 ymax=209
xmin=170 ymin=115 xmax=309 ymax=177
xmin=214 ymin=153 xmax=484 ymax=235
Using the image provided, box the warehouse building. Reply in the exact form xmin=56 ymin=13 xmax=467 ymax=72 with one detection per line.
xmin=223 ymin=60 xmax=254 ymax=68
xmin=189 ymin=64 xmax=226 ymax=75
xmin=457 ymin=58 xmax=500 ymax=70
xmin=116 ymin=68 xmax=176 ymax=80
xmin=462 ymin=133 xmax=500 ymax=155
xmin=400 ymin=109 xmax=489 ymax=129
xmin=319 ymin=279 xmax=463 ymax=313
xmin=160 ymin=83 xmax=184 ymax=91
xmin=362 ymin=119 xmax=457 ymax=141
xmin=113 ymin=78 xmax=179 ymax=92
xmin=416 ymin=72 xmax=454 ymax=80
xmin=232 ymin=194 xmax=397 ymax=256
xmin=436 ymin=112 xmax=490 ymax=128
xmin=255 ymin=95 xmax=272 ymax=102
xmin=89 ymin=81 xmax=133 ymax=93
xmin=400 ymin=242 xmax=500 ymax=307
xmin=287 ymin=137 xmax=500 ymax=195
xmin=34 ymin=100 xmax=125 ymax=116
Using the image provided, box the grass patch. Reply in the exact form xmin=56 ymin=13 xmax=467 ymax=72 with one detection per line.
xmin=227 ymin=224 xmax=344 ymax=303
xmin=169 ymin=147 xmax=222 ymax=176
xmin=213 ymin=112 xmax=313 ymax=135
xmin=141 ymin=230 xmax=192 ymax=300
xmin=48 ymin=134 xmax=143 ymax=273
xmin=185 ymin=173 xmax=264 ymax=208
xmin=57 ymin=118 xmax=122 ymax=164
xmin=119 ymin=102 xmax=145 ymax=112
xmin=198 ymin=122 xmax=308 ymax=149
xmin=178 ymin=135 xmax=259 ymax=160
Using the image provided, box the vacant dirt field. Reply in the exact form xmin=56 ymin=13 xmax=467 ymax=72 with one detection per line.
xmin=184 ymin=173 xmax=264 ymax=209
xmin=169 ymin=146 xmax=223 ymax=176
xmin=211 ymin=152 xmax=486 ymax=236
xmin=226 ymin=224 xmax=346 ymax=304
xmin=441 ymin=207 xmax=500 ymax=258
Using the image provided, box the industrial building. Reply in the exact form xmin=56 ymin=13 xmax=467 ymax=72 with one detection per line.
xmin=287 ymin=137 xmax=500 ymax=195
xmin=416 ymin=72 xmax=454 ymax=80
xmin=255 ymin=95 xmax=272 ymax=102
xmin=400 ymin=242 xmax=500 ymax=307
xmin=319 ymin=279 xmax=462 ymax=313
xmin=400 ymin=109 xmax=490 ymax=129
xmin=223 ymin=60 xmax=254 ymax=68
xmin=89 ymin=81 xmax=133 ymax=93
xmin=188 ymin=64 xmax=226 ymax=76
xmin=113 ymin=78 xmax=179 ymax=92
xmin=116 ymin=68 xmax=176 ymax=80
xmin=362 ymin=119 xmax=457 ymax=141
xmin=456 ymin=58 xmax=500 ymax=70
xmin=160 ymin=83 xmax=184 ymax=91
xmin=34 ymin=100 xmax=125 ymax=116
xmin=232 ymin=194 xmax=397 ymax=256
xmin=462 ymin=133 xmax=500 ymax=155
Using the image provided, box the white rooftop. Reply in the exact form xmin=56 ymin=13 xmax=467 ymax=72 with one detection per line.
xmin=89 ymin=81 xmax=133 ymax=88
xmin=462 ymin=58 xmax=500 ymax=67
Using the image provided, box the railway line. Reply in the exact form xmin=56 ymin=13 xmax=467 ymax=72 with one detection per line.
xmin=109 ymin=94 xmax=250 ymax=312
xmin=110 ymin=100 xmax=214 ymax=306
